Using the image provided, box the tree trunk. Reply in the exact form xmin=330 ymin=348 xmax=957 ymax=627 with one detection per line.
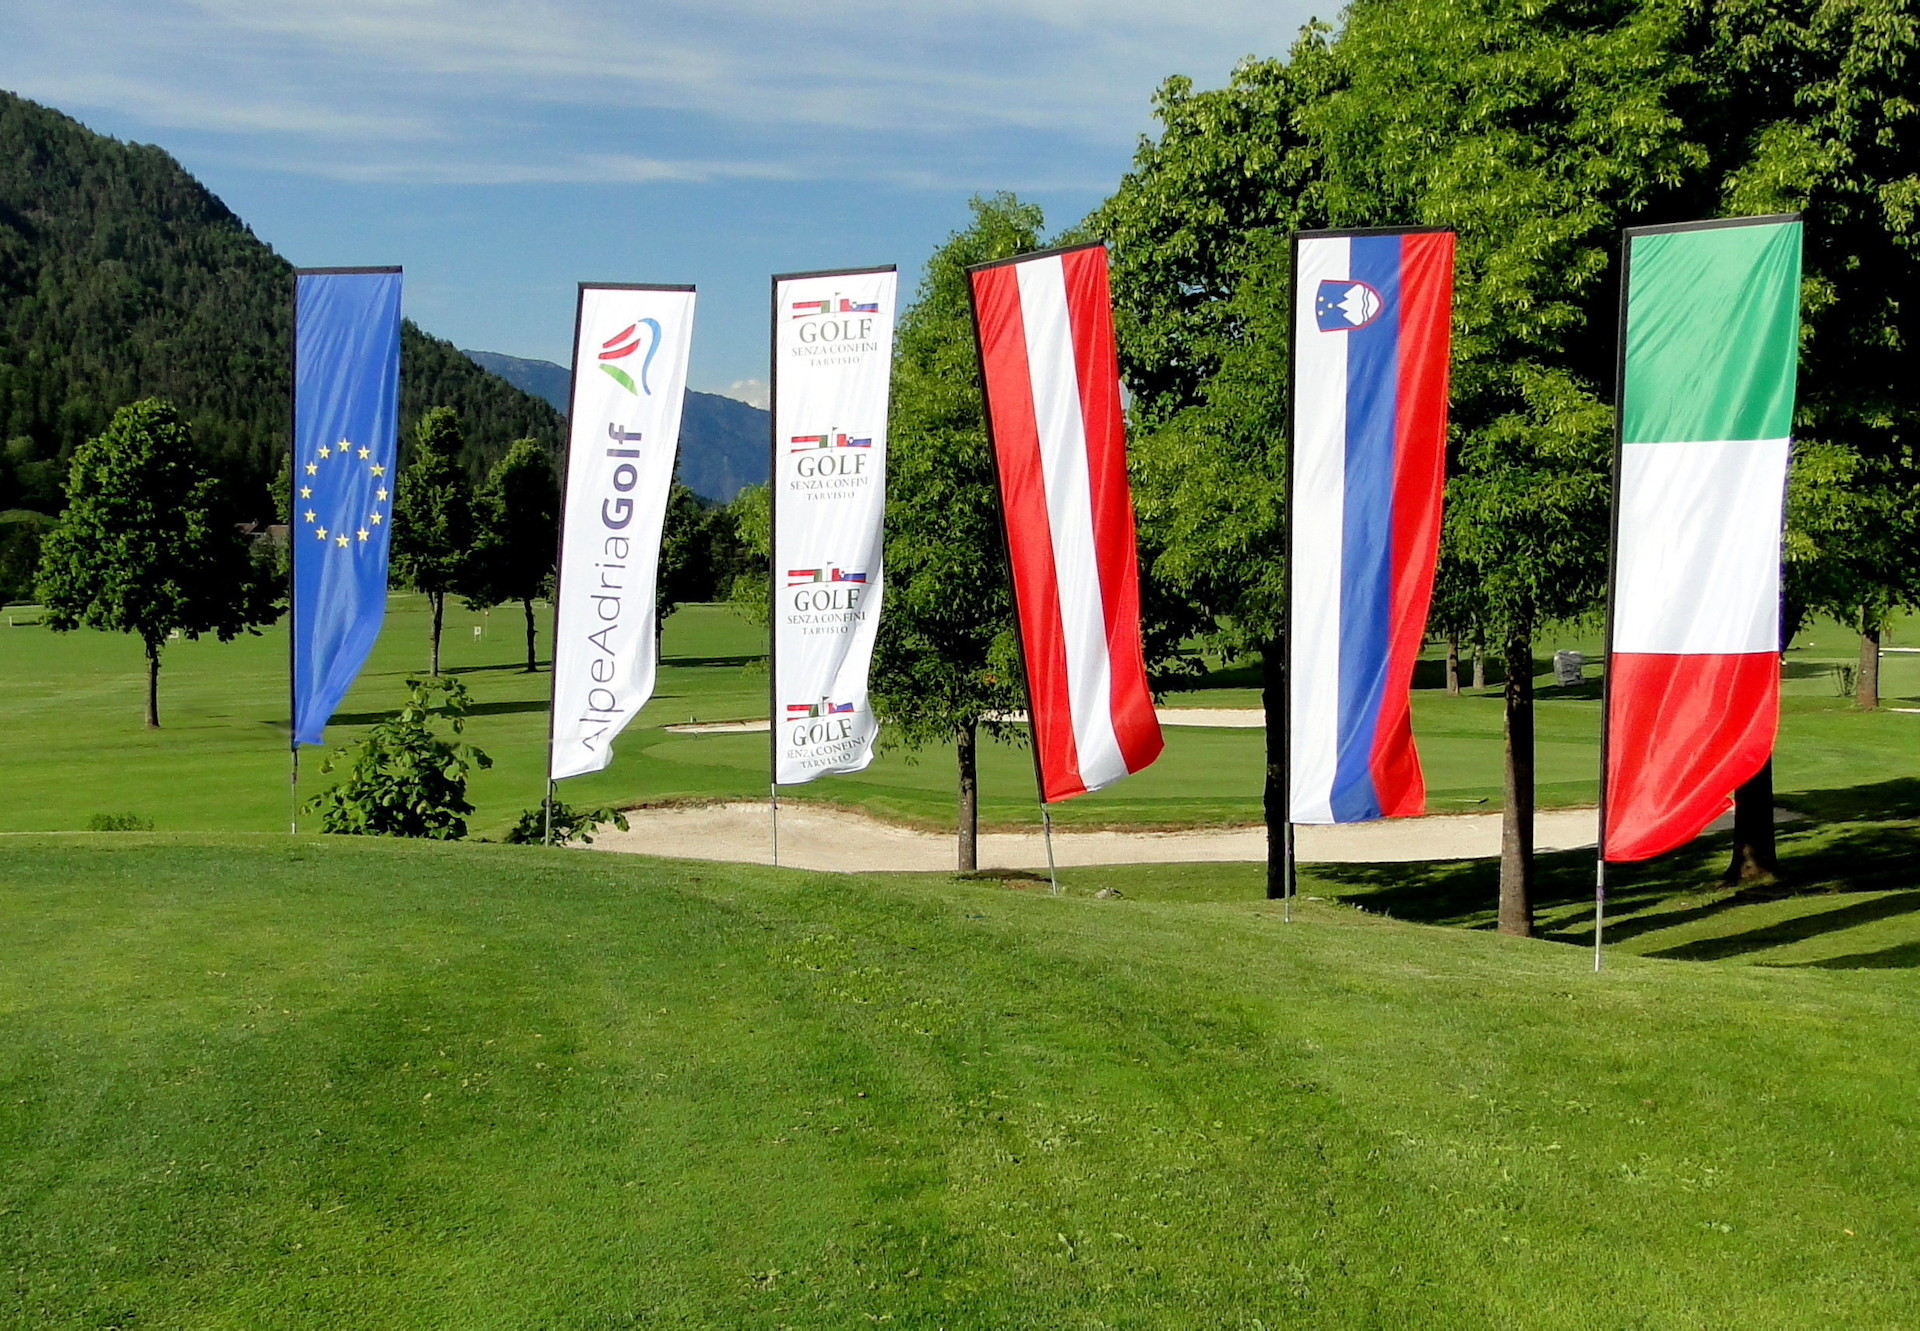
xmin=1263 ymin=641 xmax=1287 ymax=900
xmin=144 ymin=639 xmax=162 ymax=730
xmin=429 ymin=591 xmax=445 ymax=676
xmin=522 ymin=597 xmax=539 ymax=672
xmin=1498 ymin=630 xmax=1534 ymax=937
xmin=1858 ymin=625 xmax=1881 ymax=711
xmin=957 ymin=719 xmax=979 ymax=872
xmin=1446 ymin=636 xmax=1461 ymax=696
xmin=1472 ymin=641 xmax=1486 ymax=690
xmin=1723 ymin=760 xmax=1779 ymax=886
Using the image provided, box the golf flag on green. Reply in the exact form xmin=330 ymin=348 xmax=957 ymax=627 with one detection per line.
xmin=1602 ymin=216 xmax=1802 ymax=862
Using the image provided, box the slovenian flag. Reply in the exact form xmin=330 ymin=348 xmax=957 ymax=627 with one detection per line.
xmin=1602 ymin=216 xmax=1802 ymax=862
xmin=969 ymin=242 xmax=1164 ymax=802
xmin=1288 ymin=229 xmax=1455 ymax=824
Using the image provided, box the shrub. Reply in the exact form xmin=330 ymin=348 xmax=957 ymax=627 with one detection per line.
xmin=304 ymin=675 xmax=492 ymax=839
xmin=503 ymin=800 xmax=631 ymax=847
xmin=86 ymin=812 xmax=154 ymax=832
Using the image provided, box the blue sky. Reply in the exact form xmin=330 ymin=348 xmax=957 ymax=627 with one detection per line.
xmin=2 ymin=0 xmax=1322 ymax=404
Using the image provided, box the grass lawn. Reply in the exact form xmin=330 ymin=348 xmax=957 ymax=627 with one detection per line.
xmin=4 ymin=600 xmax=1918 ymax=839
xmin=3 ymin=834 xmax=1918 ymax=1327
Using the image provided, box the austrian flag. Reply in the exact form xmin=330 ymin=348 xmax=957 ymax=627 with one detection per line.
xmin=969 ymin=243 xmax=1164 ymax=802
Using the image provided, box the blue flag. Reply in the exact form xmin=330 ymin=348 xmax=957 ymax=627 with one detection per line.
xmin=292 ymin=268 xmax=402 ymax=747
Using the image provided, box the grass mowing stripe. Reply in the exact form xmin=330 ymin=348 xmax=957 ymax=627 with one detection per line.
xmin=2 ymin=837 xmax=1916 ymax=1326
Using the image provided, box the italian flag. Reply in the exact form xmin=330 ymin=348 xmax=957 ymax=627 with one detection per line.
xmin=1604 ymin=217 xmax=1803 ymax=863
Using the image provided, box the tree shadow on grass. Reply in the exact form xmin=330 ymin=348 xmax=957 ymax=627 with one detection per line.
xmin=1795 ymin=941 xmax=1920 ymax=970
xmin=1779 ymin=777 xmax=1920 ymax=823
xmin=445 ymin=662 xmax=545 ymax=677
xmin=1308 ymin=807 xmax=1920 ymax=965
xmin=1644 ymin=890 xmax=1920 ymax=963
xmin=663 ymin=653 xmax=764 ymax=669
xmin=323 ymin=699 xmax=551 ymax=726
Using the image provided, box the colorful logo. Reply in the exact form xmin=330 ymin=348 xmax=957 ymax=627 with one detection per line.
xmin=787 ymin=566 xmax=868 ymax=587
xmin=790 ymin=296 xmax=880 ymax=319
xmin=789 ymin=431 xmax=872 ymax=452
xmin=1315 ymin=280 xmax=1384 ymax=332
xmin=785 ymin=699 xmax=857 ymax=719
xmin=598 ymin=318 xmax=663 ymax=395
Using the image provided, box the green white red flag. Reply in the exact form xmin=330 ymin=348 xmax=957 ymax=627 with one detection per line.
xmin=1602 ymin=216 xmax=1803 ymax=862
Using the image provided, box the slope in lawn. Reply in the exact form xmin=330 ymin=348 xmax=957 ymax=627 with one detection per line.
xmin=2 ymin=837 xmax=1914 ymax=1327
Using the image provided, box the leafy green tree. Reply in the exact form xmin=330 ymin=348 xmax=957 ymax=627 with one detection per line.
xmin=725 ymin=483 xmax=771 ymax=627
xmin=305 ymin=675 xmax=492 ymax=839
xmin=0 ymin=508 xmax=52 ymax=602
xmin=1309 ymin=0 xmax=1701 ymax=933
xmin=392 ymin=406 xmax=476 ymax=674
xmin=35 ymin=398 xmax=278 ymax=727
xmin=872 ymin=194 xmax=1043 ymax=870
xmin=656 ymin=481 xmax=710 ymax=642
xmin=1099 ymin=59 xmax=1329 ymax=895
xmin=1699 ymin=0 xmax=1920 ymax=716
xmin=465 ymin=438 xmax=559 ymax=673
xmin=1651 ymin=0 xmax=1920 ymax=881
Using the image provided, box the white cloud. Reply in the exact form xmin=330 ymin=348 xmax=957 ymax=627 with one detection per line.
xmin=0 ymin=0 xmax=1323 ymax=180
xmin=717 ymin=378 xmax=769 ymax=410
xmin=280 ymin=151 xmax=804 ymax=186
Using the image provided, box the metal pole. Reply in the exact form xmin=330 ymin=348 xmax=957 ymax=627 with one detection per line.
xmin=1283 ymin=818 xmax=1296 ymax=923
xmin=1594 ymin=858 xmax=1607 ymax=973
xmin=289 ymin=748 xmax=300 ymax=835
xmin=766 ymin=274 xmax=782 ymax=869
xmin=1594 ymin=224 xmax=1636 ymax=977
xmin=543 ymin=779 xmax=555 ymax=847
xmin=1041 ymin=806 xmax=1059 ymax=897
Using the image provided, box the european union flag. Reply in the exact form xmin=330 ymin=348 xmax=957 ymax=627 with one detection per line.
xmin=292 ymin=268 xmax=402 ymax=747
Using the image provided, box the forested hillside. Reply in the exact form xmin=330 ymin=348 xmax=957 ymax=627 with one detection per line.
xmin=0 ymin=90 xmax=562 ymax=522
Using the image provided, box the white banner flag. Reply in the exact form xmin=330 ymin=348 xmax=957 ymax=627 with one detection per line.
xmin=771 ymin=266 xmax=898 ymax=785
xmin=549 ymin=284 xmax=696 ymax=782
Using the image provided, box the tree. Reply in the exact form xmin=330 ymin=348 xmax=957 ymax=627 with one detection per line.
xmin=1683 ymin=0 xmax=1920 ymax=877
xmin=305 ymin=674 xmax=492 ymax=839
xmin=1097 ymin=51 xmax=1335 ymax=896
xmin=871 ymin=195 xmax=1043 ymax=870
xmin=392 ymin=406 xmax=476 ymax=675
xmin=656 ymin=481 xmax=710 ymax=651
xmin=465 ymin=438 xmax=558 ymax=673
xmin=1309 ymin=0 xmax=1702 ymax=933
xmin=725 ymin=482 xmax=771 ymax=627
xmin=0 ymin=91 xmax=561 ymax=523
xmin=35 ymin=398 xmax=278 ymax=727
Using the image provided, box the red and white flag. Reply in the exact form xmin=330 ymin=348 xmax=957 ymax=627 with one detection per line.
xmin=969 ymin=243 xmax=1164 ymax=803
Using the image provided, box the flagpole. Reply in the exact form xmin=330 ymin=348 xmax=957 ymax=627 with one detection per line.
xmin=1280 ymin=230 xmax=1302 ymax=920
xmin=1594 ymin=226 xmax=1636 ymax=975
xmin=767 ymin=273 xmax=782 ymax=867
xmin=288 ymin=270 xmax=301 ymax=836
xmin=541 ymin=285 xmax=590 ymax=848
xmin=1042 ymin=807 xmax=1060 ymax=896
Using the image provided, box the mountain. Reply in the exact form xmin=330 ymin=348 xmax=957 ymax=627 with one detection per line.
xmin=462 ymin=349 xmax=570 ymax=414
xmin=463 ymin=349 xmax=770 ymax=502
xmin=0 ymin=89 xmax=563 ymax=519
